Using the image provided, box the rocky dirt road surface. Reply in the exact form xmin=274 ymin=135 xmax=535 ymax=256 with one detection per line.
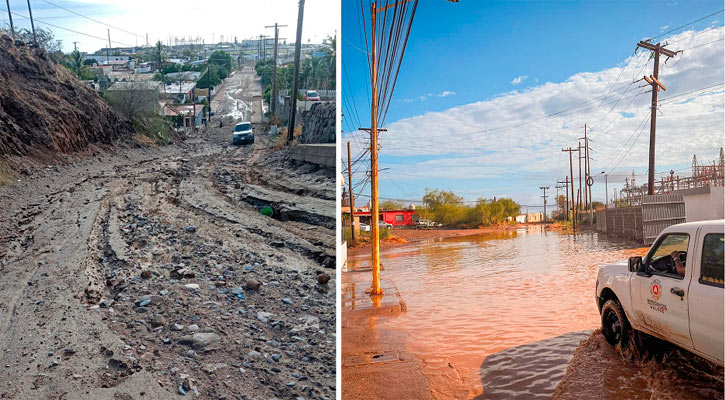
xmin=0 ymin=66 xmax=336 ymax=399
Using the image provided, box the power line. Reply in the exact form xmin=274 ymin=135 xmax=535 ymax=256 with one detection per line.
xmin=0 ymin=7 xmax=134 ymax=47
xmin=37 ymin=0 xmax=144 ymax=40
xmin=651 ymin=9 xmax=724 ymax=40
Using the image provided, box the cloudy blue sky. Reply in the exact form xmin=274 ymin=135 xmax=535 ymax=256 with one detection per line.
xmin=342 ymin=1 xmax=724 ymax=211
xmin=1 ymin=0 xmax=338 ymax=53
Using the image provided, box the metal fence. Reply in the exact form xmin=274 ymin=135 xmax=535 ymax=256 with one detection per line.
xmin=641 ymin=194 xmax=686 ymax=244
xmin=595 ymin=194 xmax=685 ymax=244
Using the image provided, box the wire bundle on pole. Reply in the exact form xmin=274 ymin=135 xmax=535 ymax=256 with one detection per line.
xmin=359 ymin=0 xmax=418 ymax=126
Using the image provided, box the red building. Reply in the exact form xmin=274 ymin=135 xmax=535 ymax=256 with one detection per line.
xmin=356 ymin=209 xmax=419 ymax=227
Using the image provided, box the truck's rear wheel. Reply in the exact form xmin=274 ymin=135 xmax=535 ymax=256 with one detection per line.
xmin=601 ymin=299 xmax=631 ymax=348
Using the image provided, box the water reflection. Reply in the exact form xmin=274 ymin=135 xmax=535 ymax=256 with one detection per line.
xmin=347 ymin=228 xmax=648 ymax=398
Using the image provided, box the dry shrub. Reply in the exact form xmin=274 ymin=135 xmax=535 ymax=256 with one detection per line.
xmin=133 ymin=134 xmax=157 ymax=147
xmin=0 ymin=164 xmax=13 ymax=186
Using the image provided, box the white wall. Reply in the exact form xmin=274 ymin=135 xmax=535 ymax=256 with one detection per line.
xmin=684 ymin=185 xmax=725 ymax=222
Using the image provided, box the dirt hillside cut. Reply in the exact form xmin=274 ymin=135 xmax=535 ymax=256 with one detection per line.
xmin=0 ymin=34 xmax=133 ymax=160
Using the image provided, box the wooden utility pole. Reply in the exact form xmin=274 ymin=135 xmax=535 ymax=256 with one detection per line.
xmin=369 ymin=1 xmax=382 ymax=295
xmin=5 ymin=0 xmax=15 ymax=39
xmin=26 ymin=0 xmax=37 ymax=47
xmin=582 ymin=126 xmax=588 ymax=216
xmin=539 ymin=186 xmax=549 ymax=223
xmin=347 ymin=142 xmax=356 ymax=243
xmin=287 ymin=0 xmax=305 ymax=143
xmin=578 ymin=141 xmax=583 ymax=221
xmin=558 ymin=178 xmax=570 ymax=221
xmin=266 ymin=23 xmax=287 ymax=116
xmin=562 ymin=148 xmax=577 ymax=232
xmin=106 ymin=28 xmax=111 ymax=63
xmin=580 ymin=126 xmax=594 ymax=224
xmin=637 ymin=40 xmax=679 ymax=195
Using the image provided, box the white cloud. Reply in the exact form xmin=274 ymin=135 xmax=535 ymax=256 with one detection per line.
xmin=348 ymin=27 xmax=725 ymax=197
xmin=402 ymin=91 xmax=456 ymax=102
xmin=660 ymin=25 xmax=670 ymax=32
xmin=511 ymin=75 xmax=528 ymax=85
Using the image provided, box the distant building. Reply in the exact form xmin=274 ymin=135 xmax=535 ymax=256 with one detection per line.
xmin=354 ymin=209 xmax=419 ymax=227
xmin=162 ymin=103 xmax=203 ymax=127
xmin=107 ymin=81 xmax=162 ymax=92
xmin=166 ymin=71 xmax=203 ymax=81
xmin=161 ymin=82 xmax=197 ymax=103
xmin=526 ymin=213 xmax=543 ymax=223
xmin=515 ymin=214 xmax=527 ymax=223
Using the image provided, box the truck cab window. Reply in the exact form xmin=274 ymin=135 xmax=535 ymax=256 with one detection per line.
xmin=647 ymin=233 xmax=689 ymax=278
xmin=700 ymin=234 xmax=724 ymax=287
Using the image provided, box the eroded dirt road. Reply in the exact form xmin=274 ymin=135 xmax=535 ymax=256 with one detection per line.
xmin=0 ymin=66 xmax=335 ymax=399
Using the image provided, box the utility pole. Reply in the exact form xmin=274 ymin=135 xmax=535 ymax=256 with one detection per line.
xmin=562 ymin=147 xmax=577 ymax=232
xmin=368 ymin=1 xmax=382 ymax=295
xmin=286 ymin=0 xmax=305 ymax=143
xmin=5 ymin=0 xmax=15 ymax=39
xmin=146 ymin=33 xmax=148 ymax=47
xmin=347 ymin=142 xmax=356 ymax=243
xmin=25 ymin=0 xmax=38 ymax=46
xmin=581 ymin=126 xmax=588 ymax=216
xmin=558 ymin=178 xmax=570 ymax=221
xmin=580 ymin=126 xmax=594 ymax=225
xmin=604 ymin=173 xmax=609 ymax=205
xmin=539 ymin=186 xmax=549 ymax=223
xmin=106 ymin=28 xmax=111 ymax=63
xmin=73 ymin=41 xmax=78 ymax=51
xmin=266 ymin=23 xmax=287 ymax=116
xmin=578 ymin=141 xmax=583 ymax=223
xmin=637 ymin=40 xmax=679 ymax=195
xmin=554 ymin=185 xmax=560 ymax=219
xmin=26 ymin=0 xmax=37 ymax=47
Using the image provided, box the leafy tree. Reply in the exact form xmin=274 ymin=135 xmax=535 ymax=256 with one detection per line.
xmin=209 ymin=50 xmax=232 ymax=74
xmin=421 ymin=188 xmax=521 ymax=227
xmin=380 ymin=200 xmax=405 ymax=210
xmin=83 ymin=58 xmax=98 ymax=66
xmin=14 ymin=27 xmax=63 ymax=62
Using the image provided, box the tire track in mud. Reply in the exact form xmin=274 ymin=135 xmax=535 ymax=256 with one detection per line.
xmin=0 ymin=67 xmax=335 ymax=399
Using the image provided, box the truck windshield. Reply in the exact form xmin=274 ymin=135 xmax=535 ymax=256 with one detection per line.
xmin=234 ymin=123 xmax=252 ymax=132
xmin=650 ymin=233 xmax=689 ymax=262
xmin=308 ymin=91 xmax=318 ymax=97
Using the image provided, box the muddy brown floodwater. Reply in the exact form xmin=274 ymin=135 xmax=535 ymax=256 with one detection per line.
xmin=345 ymin=226 xmax=721 ymax=399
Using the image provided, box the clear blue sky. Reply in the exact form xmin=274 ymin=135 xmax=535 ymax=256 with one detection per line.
xmin=342 ymin=1 xmax=725 ymax=210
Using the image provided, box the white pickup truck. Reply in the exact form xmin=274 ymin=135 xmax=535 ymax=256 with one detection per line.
xmin=595 ymin=219 xmax=724 ymax=366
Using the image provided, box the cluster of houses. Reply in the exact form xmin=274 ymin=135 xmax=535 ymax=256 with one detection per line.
xmin=79 ymin=52 xmax=210 ymax=129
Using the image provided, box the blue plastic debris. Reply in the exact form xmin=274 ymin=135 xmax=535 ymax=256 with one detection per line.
xmin=245 ymin=265 xmax=254 ymax=271
xmin=237 ymin=293 xmax=244 ymax=299
xmin=179 ymin=385 xmax=186 ymax=395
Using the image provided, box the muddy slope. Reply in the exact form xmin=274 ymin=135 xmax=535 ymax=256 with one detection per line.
xmin=0 ymin=34 xmax=132 ymax=159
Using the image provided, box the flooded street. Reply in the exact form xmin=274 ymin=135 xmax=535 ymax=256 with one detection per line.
xmin=344 ymin=226 xmax=701 ymax=398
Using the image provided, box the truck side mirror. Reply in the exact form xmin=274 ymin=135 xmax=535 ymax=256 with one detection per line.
xmin=628 ymin=256 xmax=642 ymax=273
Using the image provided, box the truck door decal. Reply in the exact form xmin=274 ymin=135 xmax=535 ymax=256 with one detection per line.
xmin=650 ymin=279 xmax=662 ymax=301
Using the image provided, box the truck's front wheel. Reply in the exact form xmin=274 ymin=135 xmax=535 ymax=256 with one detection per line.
xmin=601 ymin=299 xmax=631 ymax=348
